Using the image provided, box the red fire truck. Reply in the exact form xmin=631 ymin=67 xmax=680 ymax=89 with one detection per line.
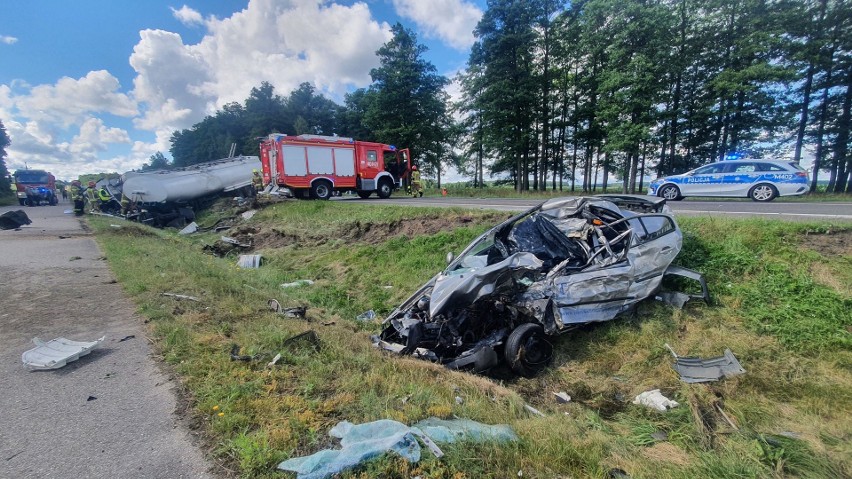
xmin=258 ymin=134 xmax=410 ymax=200
xmin=13 ymin=169 xmax=58 ymax=206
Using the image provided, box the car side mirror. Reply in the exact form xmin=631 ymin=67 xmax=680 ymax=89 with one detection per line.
xmin=445 ymin=251 xmax=455 ymax=265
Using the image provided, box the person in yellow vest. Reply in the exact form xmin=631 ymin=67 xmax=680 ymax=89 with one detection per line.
xmin=85 ymin=181 xmax=100 ymax=213
xmin=120 ymin=193 xmax=132 ymax=216
xmin=70 ymin=180 xmax=85 ymax=216
xmin=251 ymin=169 xmax=263 ymax=196
xmin=410 ymin=165 xmax=423 ymax=198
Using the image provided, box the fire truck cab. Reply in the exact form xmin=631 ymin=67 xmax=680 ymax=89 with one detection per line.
xmin=259 ymin=134 xmax=410 ymax=200
xmin=13 ymin=169 xmax=57 ymax=206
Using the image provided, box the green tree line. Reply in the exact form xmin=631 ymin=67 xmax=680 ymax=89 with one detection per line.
xmin=166 ymin=0 xmax=851 ymax=193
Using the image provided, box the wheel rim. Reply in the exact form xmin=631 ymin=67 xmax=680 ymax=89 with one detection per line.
xmin=661 ymin=186 xmax=678 ymax=200
xmin=316 ymin=184 xmax=329 ymax=198
xmin=380 ymin=183 xmax=391 ymax=196
xmin=752 ymin=185 xmax=773 ymax=201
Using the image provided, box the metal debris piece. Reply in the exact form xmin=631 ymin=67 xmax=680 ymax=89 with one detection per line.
xmin=356 ymin=310 xmax=377 ymax=322
xmin=237 ymin=254 xmax=262 ymax=268
xmin=455 ymin=396 xmax=463 ymax=405
xmin=655 ymin=291 xmax=691 ymax=309
xmin=665 ymin=343 xmax=746 ymax=383
xmin=178 ymin=221 xmax=198 ymax=235
xmin=241 ymin=209 xmax=257 ymax=220
xmin=118 ymin=335 xmax=135 ymax=342
xmin=280 ymin=279 xmax=314 ymax=288
xmin=221 ymin=236 xmax=251 ymax=247
xmin=524 ymin=404 xmax=546 ymax=417
xmin=282 ymin=330 xmax=321 ymax=351
xmin=162 ymin=292 xmax=200 ymax=302
xmin=22 ymin=335 xmax=106 ymax=370
xmin=632 ymin=389 xmax=679 ymax=411
xmin=268 ymin=299 xmax=308 ymax=319
xmin=267 ymin=353 xmax=282 ymax=368
xmin=554 ymin=392 xmax=571 ymax=404
xmin=229 ymin=344 xmax=255 ymax=362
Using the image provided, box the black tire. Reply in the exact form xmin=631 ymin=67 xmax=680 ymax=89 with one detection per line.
xmin=311 ymin=181 xmax=333 ymax=200
xmin=356 ymin=191 xmax=371 ymax=199
xmin=49 ymin=195 xmax=58 ymax=206
xmin=377 ymin=179 xmax=392 ymax=199
xmin=748 ymin=183 xmax=777 ymax=202
xmin=658 ymin=184 xmax=682 ymax=201
xmin=504 ymin=323 xmax=553 ymax=377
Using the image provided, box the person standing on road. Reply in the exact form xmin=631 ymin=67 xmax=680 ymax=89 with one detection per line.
xmin=60 ymin=184 xmax=68 ymax=202
xmin=70 ymin=180 xmax=85 ymax=216
xmin=410 ymin=165 xmax=423 ymax=198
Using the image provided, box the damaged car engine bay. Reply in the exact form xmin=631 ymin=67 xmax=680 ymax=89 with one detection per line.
xmin=374 ymin=195 xmax=709 ymax=377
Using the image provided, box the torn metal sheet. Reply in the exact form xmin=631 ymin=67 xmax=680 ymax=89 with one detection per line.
xmin=237 ymin=254 xmax=262 ymax=268
xmin=665 ymin=344 xmax=745 ymax=383
xmin=221 ymin=236 xmax=251 ymax=247
xmin=178 ymin=221 xmax=198 ymax=235
xmin=22 ymin=336 xmax=106 ymax=370
xmin=376 ymin=195 xmax=708 ymax=376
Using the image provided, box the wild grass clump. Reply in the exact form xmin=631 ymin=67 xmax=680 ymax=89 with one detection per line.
xmin=90 ymin=206 xmax=850 ymax=478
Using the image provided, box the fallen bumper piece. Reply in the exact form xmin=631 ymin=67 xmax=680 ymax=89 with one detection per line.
xmin=277 ymin=418 xmax=517 ymax=479
xmin=665 ymin=343 xmax=745 ymax=383
xmin=22 ymin=336 xmax=106 ymax=370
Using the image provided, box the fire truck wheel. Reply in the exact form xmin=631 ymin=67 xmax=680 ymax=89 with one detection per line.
xmin=311 ymin=181 xmax=333 ymax=200
xmin=357 ymin=191 xmax=371 ymax=199
xmin=377 ymin=179 xmax=393 ymax=199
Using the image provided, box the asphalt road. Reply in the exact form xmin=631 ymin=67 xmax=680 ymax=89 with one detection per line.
xmin=0 ymin=202 xmax=213 ymax=478
xmin=346 ymin=195 xmax=852 ymax=222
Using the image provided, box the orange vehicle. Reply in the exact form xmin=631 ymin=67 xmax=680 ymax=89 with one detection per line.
xmin=258 ymin=134 xmax=411 ymax=200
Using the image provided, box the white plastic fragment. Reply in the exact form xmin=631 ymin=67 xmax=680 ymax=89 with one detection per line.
xmin=63 ymin=209 xmax=73 ymax=214
xmin=632 ymin=389 xmax=679 ymax=411
xmin=237 ymin=254 xmax=262 ymax=268
xmin=554 ymin=392 xmax=571 ymax=404
xmin=241 ymin=209 xmax=257 ymax=220
xmin=280 ymin=279 xmax=314 ymax=288
xmin=524 ymin=404 xmax=546 ymax=417
xmin=267 ymin=353 xmax=282 ymax=368
xmin=356 ymin=310 xmax=377 ymax=322
xmin=22 ymin=336 xmax=106 ymax=370
xmin=178 ymin=221 xmax=198 ymax=235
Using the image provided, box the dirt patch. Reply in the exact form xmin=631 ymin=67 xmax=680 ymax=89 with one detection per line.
xmin=801 ymin=229 xmax=852 ymax=257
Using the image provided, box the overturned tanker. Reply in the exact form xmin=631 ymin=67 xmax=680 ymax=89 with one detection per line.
xmin=373 ymin=195 xmax=709 ymax=377
xmin=121 ymin=156 xmax=261 ymax=227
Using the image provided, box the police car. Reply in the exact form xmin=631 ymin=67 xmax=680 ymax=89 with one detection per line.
xmin=648 ymin=160 xmax=809 ymax=202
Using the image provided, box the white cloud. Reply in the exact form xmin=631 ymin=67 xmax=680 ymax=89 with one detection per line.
xmin=392 ymin=0 xmax=481 ymax=50
xmin=0 ymin=35 xmax=17 ymax=45
xmin=68 ymin=117 xmax=131 ymax=157
xmin=171 ymin=5 xmax=204 ymax=26
xmin=14 ymin=70 xmax=138 ymax=126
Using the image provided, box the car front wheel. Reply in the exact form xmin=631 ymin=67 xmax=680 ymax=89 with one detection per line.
xmin=504 ymin=323 xmax=553 ymax=377
xmin=749 ymin=183 xmax=777 ymax=202
xmin=659 ymin=184 xmax=682 ymax=201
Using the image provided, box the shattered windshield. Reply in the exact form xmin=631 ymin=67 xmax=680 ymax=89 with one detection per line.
xmin=446 ymin=231 xmax=498 ymax=276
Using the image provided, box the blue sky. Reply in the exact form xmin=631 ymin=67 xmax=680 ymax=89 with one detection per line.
xmin=0 ymin=0 xmax=484 ymax=180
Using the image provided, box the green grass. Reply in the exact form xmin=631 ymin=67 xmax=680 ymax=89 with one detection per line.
xmin=90 ymin=201 xmax=850 ymax=478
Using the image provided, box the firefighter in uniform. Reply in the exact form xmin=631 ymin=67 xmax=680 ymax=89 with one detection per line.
xmin=251 ymin=169 xmax=263 ymax=196
xmin=410 ymin=165 xmax=423 ymax=198
xmin=85 ymin=181 xmax=100 ymax=213
xmin=120 ymin=193 xmax=132 ymax=216
xmin=70 ymin=180 xmax=85 ymax=216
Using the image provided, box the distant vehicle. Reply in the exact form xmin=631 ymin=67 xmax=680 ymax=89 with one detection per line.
xmin=13 ymin=169 xmax=57 ymax=206
xmin=648 ymin=160 xmax=809 ymax=202
xmin=259 ymin=134 xmax=411 ymax=200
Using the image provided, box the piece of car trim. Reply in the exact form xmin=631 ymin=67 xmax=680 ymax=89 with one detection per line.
xmin=22 ymin=336 xmax=106 ymax=370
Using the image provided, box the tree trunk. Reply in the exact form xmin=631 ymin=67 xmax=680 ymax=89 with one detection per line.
xmin=811 ymin=47 xmax=836 ymax=192
xmin=834 ymin=65 xmax=851 ymax=193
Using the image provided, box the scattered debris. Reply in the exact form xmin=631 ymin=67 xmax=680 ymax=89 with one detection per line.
xmin=110 ymin=224 xmax=122 ymax=229
xmin=267 ymin=353 xmax=282 ymax=368
xmin=87 ymin=396 xmax=97 ymax=402
xmin=22 ymin=336 xmax=106 ymax=370
xmin=356 ymin=310 xmax=377 ymax=322
xmin=221 ymin=235 xmax=251 ymax=247
xmin=268 ymin=299 xmax=308 ymax=319
xmin=455 ymin=396 xmax=464 ymax=405
xmin=229 ymin=344 xmax=256 ymax=362
xmin=178 ymin=222 xmax=198 ymax=235
xmin=607 ymin=468 xmax=631 ymax=479
xmin=241 ymin=209 xmax=257 ymax=220
xmin=554 ymin=392 xmax=572 ymax=404
xmin=237 ymin=254 xmax=262 ymax=268
xmin=651 ymin=430 xmax=669 ymax=441
xmin=632 ymin=389 xmax=679 ymax=412
xmin=664 ymin=344 xmax=746 ymax=383
xmin=321 ymin=321 xmax=336 ymax=326
xmin=278 ymin=418 xmax=518 ymax=479
xmin=524 ymin=404 xmax=546 ymax=417
xmin=118 ymin=335 xmax=135 ymax=342
xmin=714 ymin=402 xmax=739 ymax=431
xmin=375 ymin=195 xmax=709 ymax=377
xmin=655 ymin=291 xmax=691 ymax=309
xmin=69 ymin=256 xmax=82 ymax=261
xmin=280 ymin=279 xmax=315 ymax=288
xmin=0 ymin=210 xmax=32 ymax=230
xmin=162 ymin=292 xmax=200 ymax=302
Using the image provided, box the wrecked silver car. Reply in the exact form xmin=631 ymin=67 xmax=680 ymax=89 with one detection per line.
xmin=373 ymin=195 xmax=708 ymax=377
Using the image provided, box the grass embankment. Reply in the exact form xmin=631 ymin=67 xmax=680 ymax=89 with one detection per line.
xmin=90 ymin=200 xmax=851 ymax=479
